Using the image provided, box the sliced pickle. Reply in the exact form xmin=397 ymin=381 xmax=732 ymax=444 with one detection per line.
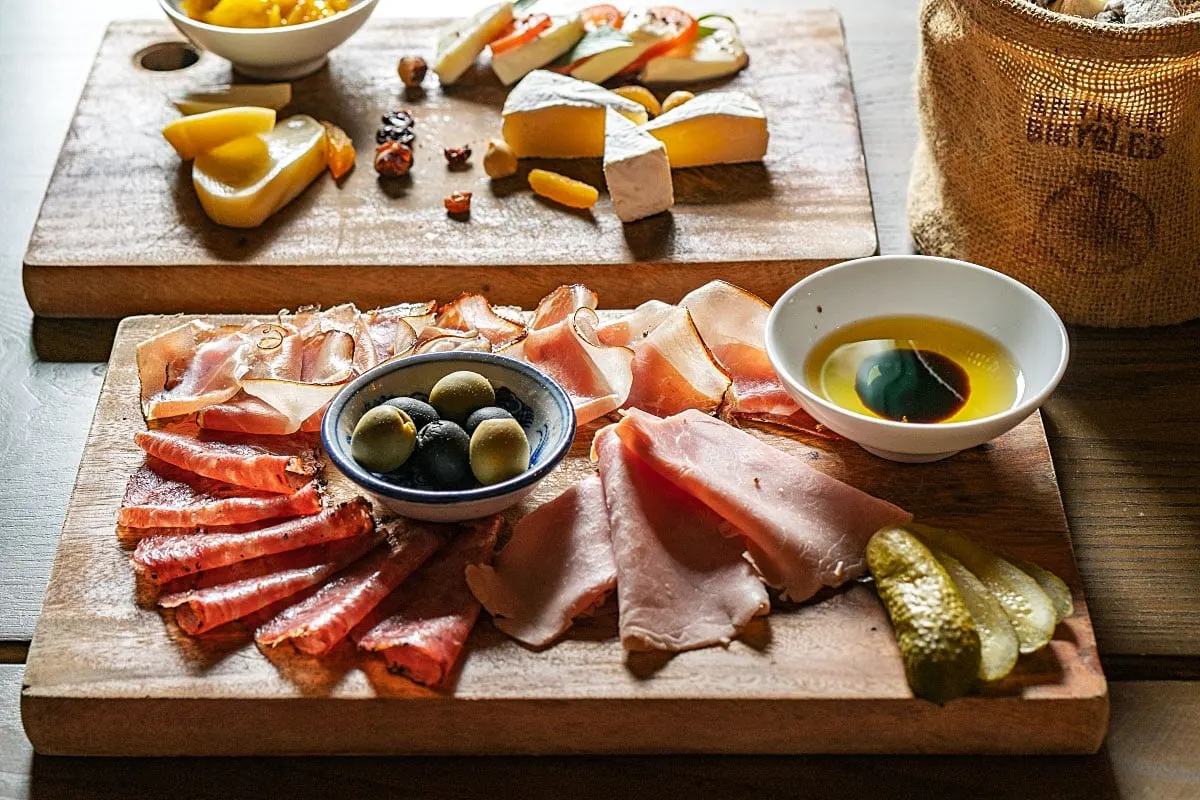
xmin=1009 ymin=556 xmax=1074 ymax=624
xmin=929 ymin=545 xmax=1020 ymax=682
xmin=171 ymin=83 xmax=293 ymax=115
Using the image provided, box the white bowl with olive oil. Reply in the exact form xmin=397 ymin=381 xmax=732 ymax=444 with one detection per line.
xmin=765 ymin=255 xmax=1069 ymax=463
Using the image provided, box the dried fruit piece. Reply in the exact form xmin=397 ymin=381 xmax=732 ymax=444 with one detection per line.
xmin=661 ymin=90 xmax=694 ymax=114
xmin=483 ymin=138 xmax=518 ymax=179
xmin=528 ymin=169 xmax=599 ymax=209
xmin=444 ymin=144 xmax=473 ymax=169
xmin=376 ymin=126 xmax=416 ymax=146
xmin=398 ymin=56 xmax=428 ymax=88
xmin=445 ymin=191 xmax=472 ymax=217
xmin=320 ymin=121 xmax=356 ymax=180
xmin=374 ymin=142 xmax=414 ymax=177
xmin=612 ymin=85 xmax=661 ymax=117
xmin=382 ymin=110 xmax=415 ymax=129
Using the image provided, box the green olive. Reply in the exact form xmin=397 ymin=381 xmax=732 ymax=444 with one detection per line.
xmin=469 ymin=418 xmax=530 ymax=486
xmin=429 ymin=371 xmax=496 ymax=424
xmin=351 ymin=405 xmax=417 ymax=473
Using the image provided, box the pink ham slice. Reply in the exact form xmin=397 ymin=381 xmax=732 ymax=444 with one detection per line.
xmin=435 ymin=293 xmax=528 ymax=351
xmin=619 ymin=306 xmax=731 ymax=418
xmin=134 ymin=428 xmax=319 ymax=494
xmin=354 ymin=516 xmax=501 ymax=687
xmin=119 ymin=457 xmax=322 ymax=529
xmin=613 ymin=409 xmax=912 ymax=602
xmin=532 ymin=285 xmax=598 ymax=329
xmin=595 ymin=300 xmax=673 ymax=348
xmin=595 ymin=429 xmax=768 ymax=652
xmin=256 ymin=521 xmax=447 ymax=656
xmin=465 ymin=478 xmax=615 ymax=648
xmin=133 ymin=498 xmax=373 ymax=584
xmin=160 ymin=534 xmax=382 ymax=635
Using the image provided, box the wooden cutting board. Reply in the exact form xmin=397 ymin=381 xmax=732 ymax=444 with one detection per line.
xmin=22 ymin=13 xmax=876 ymax=318
xmin=21 ymin=313 xmax=1107 ymax=756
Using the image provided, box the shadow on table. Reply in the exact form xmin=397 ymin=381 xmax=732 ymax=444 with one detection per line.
xmin=25 ymin=749 xmax=1123 ymax=800
xmin=31 ymin=317 xmax=120 ymax=363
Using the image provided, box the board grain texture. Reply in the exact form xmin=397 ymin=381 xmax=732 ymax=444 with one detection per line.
xmin=22 ymin=13 xmax=877 ymax=318
xmin=22 ymin=313 xmax=1106 ymax=757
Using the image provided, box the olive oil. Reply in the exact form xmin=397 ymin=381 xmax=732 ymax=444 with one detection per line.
xmin=804 ymin=316 xmax=1022 ymax=424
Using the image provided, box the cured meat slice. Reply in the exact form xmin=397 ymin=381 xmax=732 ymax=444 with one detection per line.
xmin=620 ymin=306 xmax=731 ymax=417
xmin=532 ymin=284 xmax=599 ymax=330
xmin=364 ymin=301 xmax=435 ymax=360
xmin=119 ymin=457 xmax=322 ymax=529
xmin=160 ymin=534 xmax=381 ymax=635
xmin=680 ymin=281 xmax=800 ymax=417
xmin=354 ymin=516 xmax=501 ymax=687
xmin=138 ymin=321 xmax=249 ymax=420
xmin=134 ymin=429 xmax=319 ymax=494
xmin=301 ymin=329 xmax=356 ymax=383
xmin=595 ymin=429 xmax=768 ymax=652
xmin=133 ymin=498 xmax=373 ymax=584
xmin=595 ymin=300 xmax=673 ymax=348
xmin=198 ymin=395 xmax=294 ymax=435
xmin=465 ymin=478 xmax=615 ymax=648
xmin=735 ymin=408 xmax=839 ymax=439
xmin=613 ymin=409 xmax=912 ymax=602
xmin=412 ymin=326 xmax=492 ymax=354
xmin=256 ymin=521 xmax=446 ymax=656
xmin=436 ymin=293 xmax=528 ymax=351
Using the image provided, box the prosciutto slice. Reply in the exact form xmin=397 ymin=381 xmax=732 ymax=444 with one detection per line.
xmin=680 ymin=281 xmax=801 ymax=417
xmin=354 ymin=516 xmax=501 ymax=687
xmin=613 ymin=409 xmax=912 ymax=602
xmin=595 ymin=429 xmax=768 ymax=652
xmin=119 ymin=457 xmax=322 ymax=529
xmin=620 ymin=306 xmax=731 ymax=418
xmin=137 ymin=321 xmax=249 ymax=420
xmin=134 ymin=429 xmax=319 ymax=494
xmin=436 ymin=293 xmax=528 ymax=351
xmin=256 ymin=521 xmax=446 ymax=655
xmin=364 ymin=301 xmax=436 ymax=360
xmin=412 ymin=326 xmax=492 ymax=354
xmin=595 ymin=300 xmax=673 ymax=347
xmin=160 ymin=534 xmax=381 ymax=635
xmin=532 ymin=285 xmax=598 ymax=329
xmin=465 ymin=478 xmax=615 ymax=648
xmin=133 ymin=498 xmax=373 ymax=584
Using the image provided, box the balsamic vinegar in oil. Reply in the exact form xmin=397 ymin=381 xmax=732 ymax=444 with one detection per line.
xmin=804 ymin=316 xmax=1023 ymax=424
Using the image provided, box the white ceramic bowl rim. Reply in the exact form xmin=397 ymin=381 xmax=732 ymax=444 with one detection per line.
xmin=159 ymin=0 xmax=376 ymax=36
xmin=322 ymin=351 xmax=577 ymax=506
xmin=764 ymin=255 xmax=1071 ymax=433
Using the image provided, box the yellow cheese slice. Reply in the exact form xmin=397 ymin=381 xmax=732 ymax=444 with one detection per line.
xmin=641 ymin=90 xmax=768 ymax=168
xmin=162 ymin=106 xmax=276 ymax=161
xmin=501 ymin=70 xmax=649 ymax=159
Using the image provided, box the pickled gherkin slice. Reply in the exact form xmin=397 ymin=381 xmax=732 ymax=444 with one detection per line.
xmin=928 ymin=545 xmax=1020 ymax=682
xmin=1008 ymin=556 xmax=1074 ymax=624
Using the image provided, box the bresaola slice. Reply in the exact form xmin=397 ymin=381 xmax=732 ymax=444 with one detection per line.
xmin=613 ymin=409 xmax=912 ymax=602
xmin=134 ymin=428 xmax=319 ymax=494
xmin=595 ymin=429 xmax=769 ymax=652
xmin=466 ymin=478 xmax=616 ymax=648
xmin=119 ymin=457 xmax=322 ymax=528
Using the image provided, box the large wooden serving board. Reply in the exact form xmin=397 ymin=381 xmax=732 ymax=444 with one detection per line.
xmin=21 ymin=313 xmax=1107 ymax=756
xmin=23 ymin=13 xmax=876 ymax=318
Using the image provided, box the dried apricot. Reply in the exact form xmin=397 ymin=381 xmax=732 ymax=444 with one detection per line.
xmin=612 ymin=85 xmax=661 ymax=117
xmin=528 ymin=169 xmax=599 ymax=209
xmin=661 ymin=90 xmax=695 ymax=114
xmin=374 ymin=141 xmax=413 ymax=177
xmin=445 ymin=191 xmax=472 ymax=217
xmin=320 ymin=121 xmax=356 ymax=180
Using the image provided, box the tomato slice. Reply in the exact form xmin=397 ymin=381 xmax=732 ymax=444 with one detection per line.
xmin=580 ymin=4 xmax=624 ymax=31
xmin=621 ymin=6 xmax=699 ymax=74
xmin=489 ymin=14 xmax=553 ymax=55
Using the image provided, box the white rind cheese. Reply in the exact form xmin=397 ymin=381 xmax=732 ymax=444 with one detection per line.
xmin=491 ymin=17 xmax=585 ymax=86
xmin=640 ymin=29 xmax=749 ymax=85
xmin=603 ymin=108 xmax=674 ymax=223
xmin=435 ymin=2 xmax=515 ymax=85
xmin=642 ymin=90 xmax=769 ymax=168
xmin=501 ymin=70 xmax=649 ymax=158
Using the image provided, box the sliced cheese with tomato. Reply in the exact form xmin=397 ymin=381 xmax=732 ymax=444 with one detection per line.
xmin=434 ymin=2 xmax=515 ymax=85
xmin=641 ymin=28 xmax=748 ymax=84
xmin=603 ymin=108 xmax=674 ymax=223
xmin=567 ymin=7 xmax=696 ymax=84
xmin=491 ymin=16 xmax=586 ymax=86
xmin=501 ymin=70 xmax=649 ymax=158
xmin=642 ymin=91 xmax=768 ymax=168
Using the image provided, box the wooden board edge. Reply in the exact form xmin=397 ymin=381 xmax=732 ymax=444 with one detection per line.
xmin=832 ymin=12 xmax=881 ymax=259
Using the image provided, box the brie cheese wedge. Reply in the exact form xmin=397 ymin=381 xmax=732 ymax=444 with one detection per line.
xmin=434 ymin=2 xmax=515 ymax=85
xmin=642 ymin=90 xmax=768 ymax=168
xmin=491 ymin=16 xmax=585 ymax=86
xmin=640 ymin=29 xmax=749 ymax=85
xmin=501 ymin=70 xmax=649 ymax=159
xmin=603 ymin=108 xmax=674 ymax=223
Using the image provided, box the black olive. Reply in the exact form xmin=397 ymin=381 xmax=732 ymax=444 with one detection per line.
xmin=415 ymin=420 xmax=473 ymax=489
xmin=465 ymin=406 xmax=514 ymax=434
xmin=385 ymin=396 xmax=439 ymax=431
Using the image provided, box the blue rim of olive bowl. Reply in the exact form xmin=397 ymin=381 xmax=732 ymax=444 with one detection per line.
xmin=321 ymin=351 xmax=577 ymax=505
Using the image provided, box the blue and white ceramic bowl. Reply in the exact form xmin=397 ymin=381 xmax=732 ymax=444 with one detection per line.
xmin=322 ymin=352 xmax=576 ymax=523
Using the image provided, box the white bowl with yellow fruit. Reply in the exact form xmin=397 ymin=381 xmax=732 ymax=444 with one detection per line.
xmin=159 ymin=0 xmax=380 ymax=80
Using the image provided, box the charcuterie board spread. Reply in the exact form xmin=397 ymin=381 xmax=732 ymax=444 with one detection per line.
xmin=22 ymin=286 xmax=1106 ymax=757
xmin=22 ymin=11 xmax=876 ymax=318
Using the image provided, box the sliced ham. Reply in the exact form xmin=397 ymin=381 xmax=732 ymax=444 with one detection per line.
xmin=531 ymin=285 xmax=598 ymax=330
xmin=160 ymin=534 xmax=381 ymax=635
xmin=137 ymin=321 xmax=249 ymax=420
xmin=680 ymin=281 xmax=801 ymax=417
xmin=132 ymin=498 xmax=373 ymax=584
xmin=613 ymin=409 xmax=912 ymax=602
xmin=412 ymin=326 xmax=492 ymax=354
xmin=735 ymin=408 xmax=839 ymax=439
xmin=134 ymin=428 xmax=320 ymax=494
xmin=595 ymin=300 xmax=673 ymax=348
xmin=620 ymin=306 xmax=731 ymax=418
xmin=256 ymin=521 xmax=446 ymax=656
xmin=364 ymin=301 xmax=435 ymax=360
xmin=595 ymin=429 xmax=768 ymax=652
xmin=465 ymin=477 xmax=615 ymax=648
xmin=354 ymin=516 xmax=501 ymax=687
xmin=119 ymin=457 xmax=322 ymax=529
xmin=436 ymin=293 xmax=528 ymax=351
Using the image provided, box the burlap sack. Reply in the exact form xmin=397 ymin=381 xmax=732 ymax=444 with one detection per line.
xmin=909 ymin=0 xmax=1200 ymax=327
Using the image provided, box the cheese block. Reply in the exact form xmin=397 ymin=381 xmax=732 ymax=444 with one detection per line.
xmin=569 ymin=9 xmax=672 ymax=84
xmin=642 ymin=91 xmax=768 ymax=168
xmin=434 ymin=2 xmax=515 ymax=85
xmin=501 ymin=70 xmax=649 ymax=159
xmin=162 ymin=106 xmax=276 ymax=161
xmin=603 ymin=108 xmax=673 ymax=223
xmin=492 ymin=16 xmax=585 ymax=86
xmin=640 ymin=29 xmax=749 ymax=85
xmin=193 ymin=115 xmax=327 ymax=229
